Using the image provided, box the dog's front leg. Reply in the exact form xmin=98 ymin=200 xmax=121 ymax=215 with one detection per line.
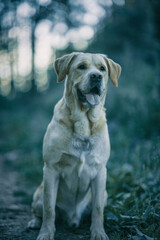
xmin=90 ymin=166 xmax=109 ymax=240
xmin=37 ymin=164 xmax=59 ymax=240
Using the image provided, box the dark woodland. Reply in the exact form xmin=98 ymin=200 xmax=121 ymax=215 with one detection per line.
xmin=0 ymin=0 xmax=160 ymax=239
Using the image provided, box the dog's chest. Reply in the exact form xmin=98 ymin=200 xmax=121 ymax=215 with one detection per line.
xmin=59 ymin=156 xmax=97 ymax=197
xmin=70 ymin=135 xmax=98 ymax=176
xmin=57 ymin=136 xmax=99 ymax=193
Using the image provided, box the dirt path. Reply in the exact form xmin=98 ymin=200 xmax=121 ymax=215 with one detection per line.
xmin=0 ymin=154 xmax=90 ymax=240
xmin=0 ymin=154 xmax=37 ymax=240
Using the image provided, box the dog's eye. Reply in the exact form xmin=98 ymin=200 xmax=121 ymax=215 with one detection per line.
xmin=78 ymin=64 xmax=87 ymax=70
xmin=100 ymin=66 xmax=106 ymax=71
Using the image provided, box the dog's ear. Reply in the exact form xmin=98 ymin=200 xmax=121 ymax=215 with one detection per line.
xmin=102 ymin=55 xmax=121 ymax=87
xmin=54 ymin=53 xmax=78 ymax=82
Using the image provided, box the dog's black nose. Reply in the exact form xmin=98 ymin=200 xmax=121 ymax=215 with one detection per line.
xmin=90 ymin=72 xmax=103 ymax=82
xmin=89 ymin=72 xmax=102 ymax=95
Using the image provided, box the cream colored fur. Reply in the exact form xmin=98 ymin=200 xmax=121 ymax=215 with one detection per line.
xmin=28 ymin=52 xmax=121 ymax=240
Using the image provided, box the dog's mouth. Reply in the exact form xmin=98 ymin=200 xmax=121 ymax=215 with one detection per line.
xmin=77 ymin=87 xmax=101 ymax=107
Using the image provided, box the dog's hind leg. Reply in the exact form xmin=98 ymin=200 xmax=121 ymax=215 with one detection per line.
xmin=28 ymin=183 xmax=43 ymax=229
xmin=28 ymin=216 xmax=42 ymax=229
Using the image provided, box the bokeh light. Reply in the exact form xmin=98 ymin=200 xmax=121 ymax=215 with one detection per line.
xmin=0 ymin=0 xmax=113 ymax=95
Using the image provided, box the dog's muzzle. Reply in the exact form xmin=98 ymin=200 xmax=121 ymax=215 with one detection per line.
xmin=77 ymin=72 xmax=103 ymax=107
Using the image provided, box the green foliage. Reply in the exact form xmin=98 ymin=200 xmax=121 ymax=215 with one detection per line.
xmin=106 ymin=55 xmax=160 ymax=139
xmin=105 ymin=138 xmax=160 ymax=239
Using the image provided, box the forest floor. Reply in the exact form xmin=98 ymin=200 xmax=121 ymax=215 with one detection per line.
xmin=0 ymin=150 xmax=91 ymax=240
xmin=0 ymin=153 xmax=37 ymax=240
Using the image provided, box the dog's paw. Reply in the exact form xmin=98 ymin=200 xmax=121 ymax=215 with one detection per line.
xmin=36 ymin=232 xmax=54 ymax=240
xmin=91 ymin=228 xmax=109 ymax=240
xmin=28 ymin=217 xmax=41 ymax=229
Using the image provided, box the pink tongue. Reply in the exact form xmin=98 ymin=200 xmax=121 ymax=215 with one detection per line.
xmin=86 ymin=94 xmax=100 ymax=106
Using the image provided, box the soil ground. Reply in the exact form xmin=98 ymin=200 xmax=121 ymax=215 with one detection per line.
xmin=0 ymin=154 xmax=90 ymax=240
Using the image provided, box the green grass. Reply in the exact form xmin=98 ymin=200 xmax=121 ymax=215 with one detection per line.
xmin=105 ymin=138 xmax=160 ymax=239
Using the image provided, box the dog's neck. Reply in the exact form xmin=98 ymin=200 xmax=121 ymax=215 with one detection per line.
xmin=64 ymin=90 xmax=106 ymax=137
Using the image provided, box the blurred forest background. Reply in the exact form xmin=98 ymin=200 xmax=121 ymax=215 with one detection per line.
xmin=0 ymin=0 xmax=160 ymax=240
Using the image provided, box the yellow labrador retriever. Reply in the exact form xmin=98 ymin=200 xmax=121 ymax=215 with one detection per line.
xmin=28 ymin=52 xmax=121 ymax=240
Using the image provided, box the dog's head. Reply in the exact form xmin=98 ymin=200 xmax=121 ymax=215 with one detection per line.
xmin=55 ymin=52 xmax=121 ymax=108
